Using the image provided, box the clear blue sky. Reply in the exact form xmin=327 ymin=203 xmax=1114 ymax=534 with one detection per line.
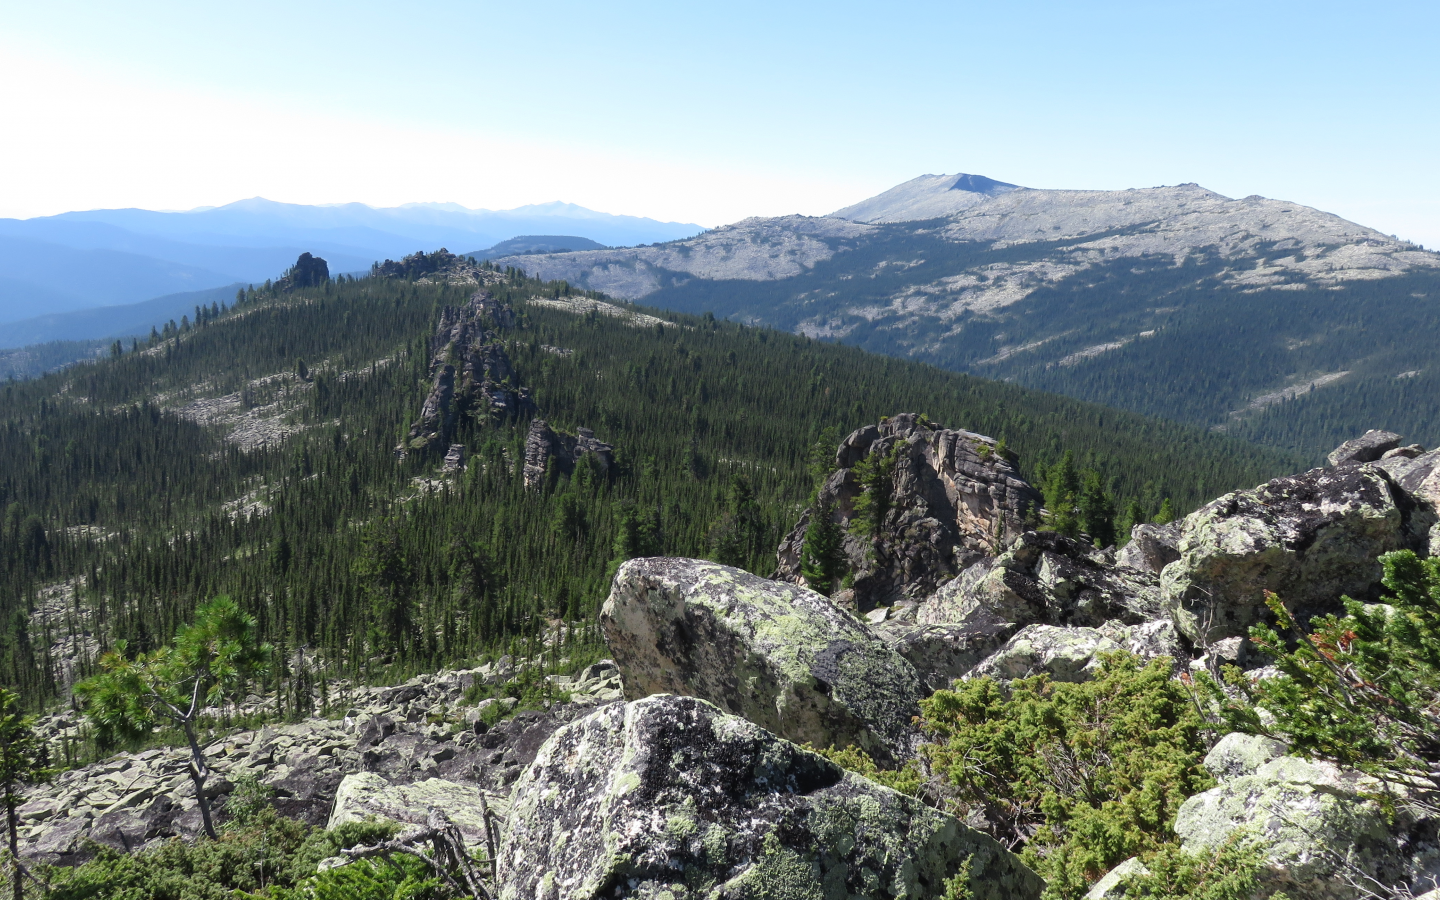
xmin=2 ymin=0 xmax=1436 ymax=244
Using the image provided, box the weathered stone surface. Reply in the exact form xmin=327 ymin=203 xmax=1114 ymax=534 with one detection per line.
xmin=1161 ymin=465 xmax=1421 ymax=644
xmin=1085 ymin=857 xmax=1151 ymax=899
xmin=1203 ymin=732 xmax=1288 ymax=782
xmin=774 ymin=414 xmax=1043 ymax=610
xmin=1176 ymin=742 xmax=1406 ymax=900
xmin=497 ymin=694 xmax=1044 ymax=900
xmin=1328 ymin=430 xmax=1403 ymax=467
xmin=1115 ymin=522 xmax=1181 ymax=574
xmin=968 ymin=620 xmax=1183 ymax=683
xmin=875 ymin=623 xmax=1012 ymax=692
xmin=1377 ymin=448 xmax=1440 ymax=513
xmin=522 ymin=419 xmax=615 ymax=490
xmin=601 ymin=557 xmax=922 ymax=761
xmin=918 ymin=531 xmax=1163 ymax=630
xmin=328 ymin=773 xmax=505 ymax=845
xmin=20 ymin=659 xmax=627 ymax=864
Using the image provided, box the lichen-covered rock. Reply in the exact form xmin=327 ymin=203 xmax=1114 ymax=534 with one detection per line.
xmin=875 ymin=622 xmax=1013 ymax=692
xmin=774 ymin=414 xmax=1042 ymax=609
xmin=1203 ymin=732 xmax=1289 ymax=782
xmin=497 ymin=694 xmax=1044 ymax=900
xmin=1377 ymin=448 xmax=1440 ymax=513
xmin=328 ymin=773 xmax=506 ymax=846
xmin=600 ymin=558 xmax=922 ymax=761
xmin=1116 ymin=523 xmax=1181 ymax=574
xmin=967 ymin=620 xmax=1182 ymax=683
xmin=1161 ymin=465 xmax=1421 ymax=644
xmin=1085 ymin=858 xmax=1151 ymax=899
xmin=1328 ymin=430 xmax=1403 ymax=467
xmin=918 ymin=531 xmax=1163 ymax=630
xmin=1175 ymin=747 xmax=1406 ymax=900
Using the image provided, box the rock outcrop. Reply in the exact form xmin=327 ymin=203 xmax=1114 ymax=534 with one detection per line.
xmin=498 ymin=694 xmax=1044 ymax=900
xmin=600 ymin=557 xmax=922 ymax=761
xmin=774 ymin=414 xmax=1043 ymax=610
xmin=917 ymin=530 xmax=1163 ymax=630
xmin=275 ymin=252 xmax=329 ymax=291
xmin=1175 ymin=733 xmax=1414 ymax=900
xmin=521 ymin=418 xmax=615 ymax=490
xmin=1115 ymin=522 xmax=1181 ymax=574
xmin=1328 ymin=429 xmax=1403 ymax=467
xmin=1160 ymin=464 xmax=1427 ymax=644
xmin=374 ymin=248 xmax=506 ymax=287
xmin=967 ymin=620 xmax=1182 ymax=683
xmin=328 ymin=772 xmax=504 ymax=846
xmin=404 ymin=290 xmax=534 ymax=452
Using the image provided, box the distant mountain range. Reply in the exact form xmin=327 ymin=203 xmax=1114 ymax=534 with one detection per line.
xmin=0 ymin=198 xmax=702 ymax=328
xmin=487 ymin=174 xmax=1440 ymax=458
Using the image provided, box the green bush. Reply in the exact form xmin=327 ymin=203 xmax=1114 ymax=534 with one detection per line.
xmin=807 ymin=744 xmax=924 ymax=797
xmin=40 ymin=815 xmax=401 ymax=900
xmin=922 ymin=653 xmax=1212 ymax=900
xmin=1202 ymin=549 xmax=1440 ymax=793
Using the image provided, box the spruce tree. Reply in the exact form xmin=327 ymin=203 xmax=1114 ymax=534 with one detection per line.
xmin=799 ymin=498 xmax=846 ymax=596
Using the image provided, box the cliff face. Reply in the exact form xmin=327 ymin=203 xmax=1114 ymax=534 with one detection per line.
xmin=521 ymin=419 xmax=615 ymax=490
xmin=774 ymin=413 xmax=1042 ymax=610
xmin=404 ymin=290 xmax=534 ymax=452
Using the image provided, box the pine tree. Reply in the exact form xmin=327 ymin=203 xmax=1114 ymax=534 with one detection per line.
xmin=75 ymin=597 xmax=272 ymax=840
xmin=1078 ymin=471 xmax=1116 ymax=548
xmin=1043 ymin=451 xmax=1082 ymax=537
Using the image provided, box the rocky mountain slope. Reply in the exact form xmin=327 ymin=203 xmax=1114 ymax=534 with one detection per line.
xmin=22 ymin=418 xmax=1440 ymax=899
xmin=491 ymin=174 xmax=1440 ymax=458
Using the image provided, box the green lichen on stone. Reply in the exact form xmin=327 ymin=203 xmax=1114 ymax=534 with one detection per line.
xmin=742 ymin=834 xmax=824 ymax=900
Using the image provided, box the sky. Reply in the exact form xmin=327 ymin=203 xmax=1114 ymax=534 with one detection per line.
xmin=1 ymin=0 xmax=1437 ymax=244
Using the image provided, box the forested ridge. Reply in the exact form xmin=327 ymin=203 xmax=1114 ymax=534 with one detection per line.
xmin=633 ymin=222 xmax=1440 ymax=459
xmin=0 ymin=266 xmax=1304 ymax=710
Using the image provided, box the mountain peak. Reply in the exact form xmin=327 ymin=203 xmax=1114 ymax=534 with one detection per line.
xmin=831 ymin=172 xmax=1025 ymax=224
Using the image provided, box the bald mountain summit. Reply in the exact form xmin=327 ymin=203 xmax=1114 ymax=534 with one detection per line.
xmin=490 ymin=173 xmax=1440 ymax=460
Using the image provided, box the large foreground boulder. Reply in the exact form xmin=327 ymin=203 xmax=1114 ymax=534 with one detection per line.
xmin=1161 ymin=465 xmax=1423 ymax=644
xmin=497 ymin=695 xmax=1044 ymax=900
xmin=601 ymin=558 xmax=922 ymax=761
xmin=1175 ymin=733 xmax=1411 ymax=900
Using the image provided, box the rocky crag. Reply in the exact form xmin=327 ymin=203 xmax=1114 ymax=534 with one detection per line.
xmin=521 ymin=418 xmax=615 ymax=490
xmin=374 ymin=248 xmax=508 ymax=287
xmin=403 ymin=290 xmax=535 ymax=453
xmin=774 ymin=413 xmax=1042 ymax=610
